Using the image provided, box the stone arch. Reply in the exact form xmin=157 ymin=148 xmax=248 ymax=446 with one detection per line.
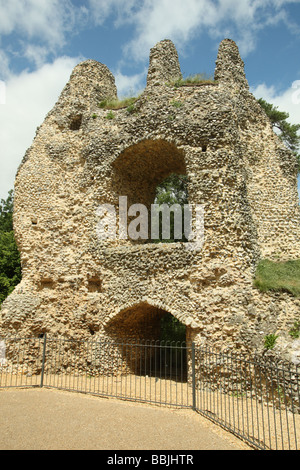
xmin=110 ymin=138 xmax=187 ymax=243
xmin=105 ymin=301 xmax=187 ymax=379
xmin=105 ymin=300 xmax=187 ymax=341
xmin=111 ymin=139 xmax=186 ymax=208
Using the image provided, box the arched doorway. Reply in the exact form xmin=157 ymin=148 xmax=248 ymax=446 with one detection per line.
xmin=105 ymin=302 xmax=187 ymax=381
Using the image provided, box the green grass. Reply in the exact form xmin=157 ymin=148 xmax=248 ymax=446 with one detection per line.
xmin=98 ymin=96 xmax=138 ymax=111
xmin=264 ymin=333 xmax=278 ymax=350
xmin=254 ymin=259 xmax=300 ymax=297
xmin=170 ymin=99 xmax=183 ymax=108
xmin=289 ymin=321 xmax=300 ymax=339
xmin=169 ymin=73 xmax=215 ymax=88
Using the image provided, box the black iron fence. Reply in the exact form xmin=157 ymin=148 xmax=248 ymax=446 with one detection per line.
xmin=0 ymin=335 xmax=299 ymax=450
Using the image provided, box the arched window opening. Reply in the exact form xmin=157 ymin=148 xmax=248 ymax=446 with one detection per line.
xmin=111 ymin=139 xmax=187 ymax=245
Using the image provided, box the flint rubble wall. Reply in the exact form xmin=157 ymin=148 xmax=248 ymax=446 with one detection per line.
xmin=0 ymin=39 xmax=299 ymax=367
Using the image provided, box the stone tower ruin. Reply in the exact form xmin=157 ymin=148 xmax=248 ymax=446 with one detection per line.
xmin=1 ymin=38 xmax=300 ymax=362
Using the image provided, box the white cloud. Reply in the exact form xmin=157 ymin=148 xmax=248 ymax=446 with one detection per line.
xmin=122 ymin=0 xmax=210 ymax=60
xmin=0 ymin=0 xmax=88 ymax=71
xmin=1 ymin=0 xmax=298 ymax=74
xmin=22 ymin=44 xmax=50 ymax=69
xmin=0 ymin=56 xmax=81 ymax=200
xmin=252 ymin=81 xmax=300 ymax=126
xmin=88 ymin=0 xmax=300 ymax=60
xmin=0 ymin=0 xmax=72 ymax=46
xmin=114 ymin=69 xmax=147 ymax=98
xmin=0 ymin=50 xmax=11 ymax=80
xmin=88 ymin=0 xmax=137 ymax=26
xmin=252 ymin=81 xmax=300 ymax=196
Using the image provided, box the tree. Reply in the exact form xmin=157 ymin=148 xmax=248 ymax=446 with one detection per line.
xmin=0 ymin=189 xmax=14 ymax=232
xmin=152 ymin=173 xmax=188 ymax=243
xmin=154 ymin=174 xmax=188 ymax=207
xmin=258 ymin=98 xmax=300 ymax=171
xmin=0 ymin=190 xmax=21 ymax=305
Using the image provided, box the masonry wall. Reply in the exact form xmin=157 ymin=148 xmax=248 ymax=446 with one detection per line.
xmin=1 ymin=39 xmax=299 ymax=365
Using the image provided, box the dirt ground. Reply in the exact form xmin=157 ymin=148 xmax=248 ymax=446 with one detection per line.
xmin=0 ymin=387 xmax=251 ymax=451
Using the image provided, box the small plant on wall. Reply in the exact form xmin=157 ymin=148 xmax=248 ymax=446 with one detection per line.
xmin=264 ymin=333 xmax=278 ymax=350
xmin=289 ymin=321 xmax=300 ymax=339
xmin=105 ymin=110 xmax=115 ymax=120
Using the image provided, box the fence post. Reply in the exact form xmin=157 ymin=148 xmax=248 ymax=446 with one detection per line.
xmin=192 ymin=342 xmax=196 ymax=411
xmin=40 ymin=334 xmax=47 ymax=388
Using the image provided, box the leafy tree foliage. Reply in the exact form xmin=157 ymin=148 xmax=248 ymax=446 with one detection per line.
xmin=258 ymin=98 xmax=300 ymax=171
xmin=155 ymin=174 xmax=188 ymax=206
xmin=0 ymin=190 xmax=21 ymax=305
xmin=152 ymin=173 xmax=188 ymax=243
xmin=0 ymin=189 xmax=14 ymax=231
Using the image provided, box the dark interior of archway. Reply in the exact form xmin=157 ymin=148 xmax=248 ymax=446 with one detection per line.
xmin=105 ymin=303 xmax=187 ymax=380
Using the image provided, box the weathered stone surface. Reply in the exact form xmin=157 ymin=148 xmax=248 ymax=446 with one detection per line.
xmin=1 ymin=38 xmax=300 ymax=365
xmin=147 ymin=39 xmax=182 ymax=87
xmin=215 ymin=38 xmax=249 ymax=90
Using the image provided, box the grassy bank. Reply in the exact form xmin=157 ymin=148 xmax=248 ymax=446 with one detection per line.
xmin=254 ymin=259 xmax=300 ymax=297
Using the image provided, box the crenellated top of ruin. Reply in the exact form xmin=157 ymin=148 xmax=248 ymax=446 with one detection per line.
xmin=49 ymin=37 xmax=250 ymax=116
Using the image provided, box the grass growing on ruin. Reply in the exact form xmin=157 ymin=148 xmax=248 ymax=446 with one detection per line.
xmin=264 ymin=333 xmax=278 ymax=350
xmin=254 ymin=259 xmax=300 ymax=297
xmin=98 ymin=96 xmax=138 ymax=111
xmin=289 ymin=321 xmax=300 ymax=339
xmin=169 ymin=73 xmax=215 ymax=88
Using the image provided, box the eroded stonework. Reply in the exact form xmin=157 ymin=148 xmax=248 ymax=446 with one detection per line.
xmin=1 ymin=39 xmax=300 ymax=362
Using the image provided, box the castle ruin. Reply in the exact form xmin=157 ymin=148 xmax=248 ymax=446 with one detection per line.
xmin=1 ymin=38 xmax=300 ymax=364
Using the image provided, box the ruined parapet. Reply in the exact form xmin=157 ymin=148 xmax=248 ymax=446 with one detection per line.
xmin=58 ymin=59 xmax=117 ymax=106
xmin=48 ymin=59 xmax=117 ymax=130
xmin=146 ymin=39 xmax=182 ymax=87
xmin=214 ymin=38 xmax=249 ymax=91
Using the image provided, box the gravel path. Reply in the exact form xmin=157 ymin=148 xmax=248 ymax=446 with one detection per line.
xmin=0 ymin=388 xmax=251 ymax=450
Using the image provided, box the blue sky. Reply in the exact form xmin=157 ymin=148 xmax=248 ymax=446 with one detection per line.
xmin=0 ymin=0 xmax=300 ymax=201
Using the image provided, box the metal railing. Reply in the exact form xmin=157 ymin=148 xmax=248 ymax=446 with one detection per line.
xmin=1 ymin=335 xmax=299 ymax=450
